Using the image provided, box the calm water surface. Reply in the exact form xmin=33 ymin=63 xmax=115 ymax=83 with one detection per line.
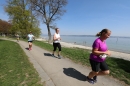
xmin=42 ymin=35 xmax=130 ymax=54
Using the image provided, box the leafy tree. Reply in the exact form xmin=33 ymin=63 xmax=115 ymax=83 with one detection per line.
xmin=4 ymin=0 xmax=41 ymax=38
xmin=29 ymin=0 xmax=67 ymax=42
xmin=0 ymin=19 xmax=12 ymax=35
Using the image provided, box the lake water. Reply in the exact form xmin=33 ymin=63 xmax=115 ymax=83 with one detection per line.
xmin=41 ymin=35 xmax=130 ymax=54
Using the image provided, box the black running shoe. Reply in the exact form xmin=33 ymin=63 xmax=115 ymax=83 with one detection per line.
xmin=86 ymin=76 xmax=94 ymax=84
xmin=93 ymin=76 xmax=97 ymax=83
xmin=58 ymin=55 xmax=61 ymax=59
xmin=52 ymin=54 xmax=55 ymax=57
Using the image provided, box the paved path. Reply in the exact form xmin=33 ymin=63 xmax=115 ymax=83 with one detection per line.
xmin=1 ymin=38 xmax=125 ymax=86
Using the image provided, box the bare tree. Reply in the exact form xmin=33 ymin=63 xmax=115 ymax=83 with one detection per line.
xmin=29 ymin=0 xmax=67 ymax=42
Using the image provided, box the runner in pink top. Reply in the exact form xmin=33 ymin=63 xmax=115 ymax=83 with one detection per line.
xmin=90 ymin=37 xmax=108 ymax=62
xmin=86 ymin=29 xmax=111 ymax=84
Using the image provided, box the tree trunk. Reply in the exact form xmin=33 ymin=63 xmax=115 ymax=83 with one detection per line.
xmin=47 ymin=23 xmax=51 ymax=43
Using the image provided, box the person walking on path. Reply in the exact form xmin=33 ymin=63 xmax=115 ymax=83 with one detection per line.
xmin=52 ymin=28 xmax=62 ymax=59
xmin=16 ymin=34 xmax=20 ymax=42
xmin=86 ymin=29 xmax=111 ymax=84
xmin=27 ymin=31 xmax=35 ymax=51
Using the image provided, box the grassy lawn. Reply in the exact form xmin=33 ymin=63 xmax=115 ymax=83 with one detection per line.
xmin=33 ymin=40 xmax=130 ymax=86
xmin=0 ymin=39 xmax=43 ymax=86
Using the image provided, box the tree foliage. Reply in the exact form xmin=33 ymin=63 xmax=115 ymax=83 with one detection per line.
xmin=29 ymin=0 xmax=67 ymax=42
xmin=5 ymin=0 xmax=41 ymax=38
xmin=0 ymin=19 xmax=12 ymax=35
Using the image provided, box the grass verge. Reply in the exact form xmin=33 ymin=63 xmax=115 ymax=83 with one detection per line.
xmin=0 ymin=39 xmax=43 ymax=86
xmin=33 ymin=40 xmax=130 ymax=85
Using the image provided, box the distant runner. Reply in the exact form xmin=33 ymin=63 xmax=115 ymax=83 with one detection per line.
xmin=52 ymin=28 xmax=62 ymax=59
xmin=27 ymin=31 xmax=35 ymax=51
xmin=16 ymin=34 xmax=20 ymax=42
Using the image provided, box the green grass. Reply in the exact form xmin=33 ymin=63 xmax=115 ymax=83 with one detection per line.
xmin=33 ymin=41 xmax=91 ymax=65
xmin=107 ymin=57 xmax=130 ymax=85
xmin=0 ymin=39 xmax=43 ymax=86
xmin=33 ymin=40 xmax=130 ymax=86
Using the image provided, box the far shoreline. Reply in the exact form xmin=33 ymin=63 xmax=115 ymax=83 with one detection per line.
xmin=36 ymin=38 xmax=130 ymax=61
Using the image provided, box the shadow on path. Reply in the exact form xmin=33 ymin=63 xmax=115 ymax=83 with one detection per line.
xmin=44 ymin=53 xmax=53 ymax=57
xmin=25 ymin=47 xmax=29 ymax=50
xmin=63 ymin=67 xmax=87 ymax=81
